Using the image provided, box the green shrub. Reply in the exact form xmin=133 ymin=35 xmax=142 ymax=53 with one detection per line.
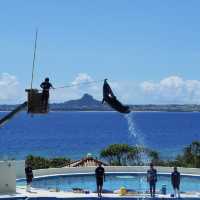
xmin=26 ymin=155 xmax=71 ymax=170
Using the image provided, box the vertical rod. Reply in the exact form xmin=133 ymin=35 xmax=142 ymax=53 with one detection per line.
xmin=30 ymin=29 xmax=38 ymax=89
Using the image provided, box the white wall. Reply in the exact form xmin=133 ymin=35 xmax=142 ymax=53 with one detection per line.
xmin=16 ymin=165 xmax=200 ymax=179
xmin=15 ymin=160 xmax=25 ymax=179
xmin=0 ymin=161 xmax=16 ymax=194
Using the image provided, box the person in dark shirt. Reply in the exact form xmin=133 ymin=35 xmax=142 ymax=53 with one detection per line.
xmin=95 ymin=163 xmax=105 ymax=197
xmin=147 ymin=163 xmax=157 ymax=197
xmin=171 ymin=167 xmax=180 ymax=198
xmin=40 ymin=78 xmax=54 ymax=111
xmin=25 ymin=163 xmax=33 ymax=192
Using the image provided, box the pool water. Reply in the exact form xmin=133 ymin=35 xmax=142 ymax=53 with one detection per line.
xmin=17 ymin=173 xmax=200 ymax=193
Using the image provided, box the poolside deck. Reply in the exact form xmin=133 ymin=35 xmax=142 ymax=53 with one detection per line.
xmin=0 ymin=187 xmax=200 ymax=199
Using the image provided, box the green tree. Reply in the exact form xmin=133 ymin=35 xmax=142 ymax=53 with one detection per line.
xmin=145 ymin=148 xmax=162 ymax=165
xmin=100 ymin=141 xmax=200 ymax=168
xmin=50 ymin=157 xmax=71 ymax=168
xmin=127 ymin=146 xmax=142 ymax=165
xmin=100 ymin=144 xmax=159 ymax=166
xmin=26 ymin=155 xmax=71 ymax=169
xmin=100 ymin=144 xmax=132 ymax=165
xmin=191 ymin=141 xmax=200 ymax=167
xmin=175 ymin=141 xmax=200 ymax=168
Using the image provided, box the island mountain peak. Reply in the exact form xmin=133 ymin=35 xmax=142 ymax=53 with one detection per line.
xmin=79 ymin=93 xmax=95 ymax=102
xmin=64 ymin=93 xmax=101 ymax=105
xmin=50 ymin=93 xmax=107 ymax=111
xmin=1 ymin=94 xmax=200 ymax=112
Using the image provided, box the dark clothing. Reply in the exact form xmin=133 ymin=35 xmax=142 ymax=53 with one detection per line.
xmin=95 ymin=166 xmax=105 ymax=180
xmin=147 ymin=168 xmax=157 ymax=197
xmin=25 ymin=166 xmax=33 ymax=184
xmin=150 ymin=182 xmax=156 ymax=197
xmin=102 ymin=80 xmax=130 ymax=113
xmin=96 ymin=177 xmax=104 ymax=186
xmin=42 ymin=91 xmax=49 ymax=99
xmin=40 ymin=81 xmax=53 ymax=98
xmin=40 ymin=81 xmax=53 ymax=109
xmin=147 ymin=169 xmax=157 ymax=183
xmin=171 ymin=171 xmax=180 ymax=189
xmin=95 ymin=166 xmax=105 ymax=197
xmin=40 ymin=82 xmax=53 ymax=92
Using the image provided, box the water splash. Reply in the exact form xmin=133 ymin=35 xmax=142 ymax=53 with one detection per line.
xmin=124 ymin=112 xmax=145 ymax=147
xmin=125 ymin=112 xmax=137 ymax=138
xmin=124 ymin=112 xmax=150 ymax=198
xmin=125 ymin=112 xmax=150 ymax=163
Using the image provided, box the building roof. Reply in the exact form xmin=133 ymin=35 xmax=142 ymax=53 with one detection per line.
xmin=68 ymin=156 xmax=108 ymax=167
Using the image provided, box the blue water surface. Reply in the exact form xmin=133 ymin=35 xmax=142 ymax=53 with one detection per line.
xmin=1 ymin=111 xmax=200 ymax=159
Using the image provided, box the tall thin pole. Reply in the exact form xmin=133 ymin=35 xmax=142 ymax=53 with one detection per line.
xmin=30 ymin=29 xmax=38 ymax=89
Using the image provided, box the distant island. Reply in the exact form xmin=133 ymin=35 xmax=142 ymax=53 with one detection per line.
xmin=1 ymin=93 xmax=200 ymax=112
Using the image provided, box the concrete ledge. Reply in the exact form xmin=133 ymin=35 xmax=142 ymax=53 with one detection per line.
xmin=22 ymin=166 xmax=200 ymax=180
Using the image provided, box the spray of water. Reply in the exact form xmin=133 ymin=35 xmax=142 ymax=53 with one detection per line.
xmin=124 ymin=112 xmax=150 ymax=197
xmin=125 ymin=112 xmax=151 ymax=164
xmin=125 ymin=112 xmax=137 ymax=138
xmin=124 ymin=112 xmax=146 ymax=149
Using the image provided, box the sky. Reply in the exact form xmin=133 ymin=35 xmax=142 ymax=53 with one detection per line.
xmin=1 ymin=0 xmax=200 ymax=104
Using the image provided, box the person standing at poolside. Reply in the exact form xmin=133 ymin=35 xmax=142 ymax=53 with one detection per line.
xmin=95 ymin=163 xmax=105 ymax=197
xmin=147 ymin=163 xmax=157 ymax=197
xmin=171 ymin=167 xmax=180 ymax=198
xmin=25 ymin=162 xmax=34 ymax=192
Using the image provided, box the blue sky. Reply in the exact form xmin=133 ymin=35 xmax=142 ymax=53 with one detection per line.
xmin=1 ymin=0 xmax=200 ymax=104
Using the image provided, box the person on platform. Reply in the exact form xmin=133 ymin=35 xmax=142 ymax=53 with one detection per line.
xmin=40 ymin=77 xmax=54 ymax=111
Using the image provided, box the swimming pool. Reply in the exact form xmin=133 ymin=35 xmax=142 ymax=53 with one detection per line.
xmin=17 ymin=173 xmax=200 ymax=194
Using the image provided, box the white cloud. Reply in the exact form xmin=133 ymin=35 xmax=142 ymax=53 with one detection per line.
xmin=0 ymin=73 xmax=23 ymax=103
xmin=140 ymin=81 xmax=156 ymax=94
xmin=71 ymin=73 xmax=93 ymax=86
xmin=0 ymin=73 xmax=18 ymax=86
xmin=140 ymin=76 xmax=200 ymax=104
xmin=49 ymin=75 xmax=200 ymax=104
xmin=2 ymin=72 xmax=200 ymax=105
xmin=50 ymin=73 xmax=102 ymax=102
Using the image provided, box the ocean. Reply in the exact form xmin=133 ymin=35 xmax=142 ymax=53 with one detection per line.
xmin=0 ymin=111 xmax=200 ymax=160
